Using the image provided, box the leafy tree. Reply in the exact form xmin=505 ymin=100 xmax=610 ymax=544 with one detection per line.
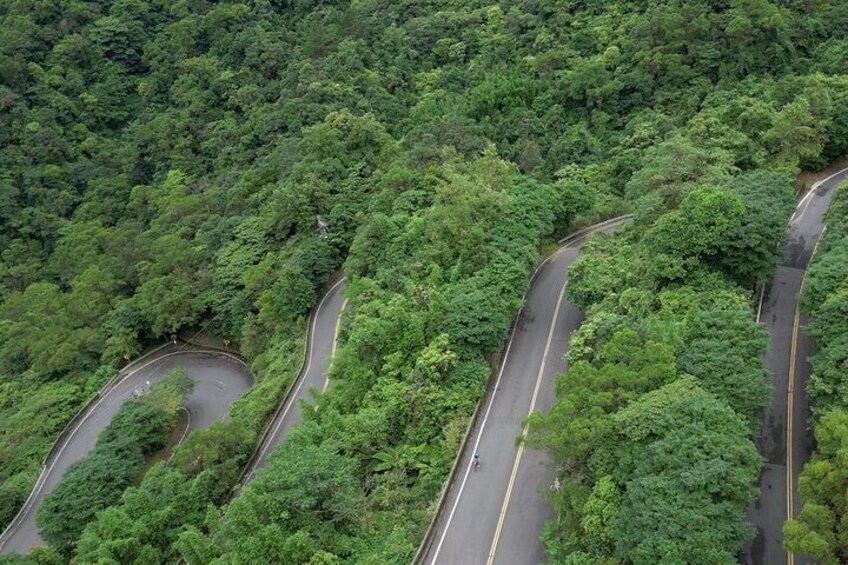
xmin=37 ymin=447 xmax=145 ymax=552
xmin=566 ymin=234 xmax=640 ymax=309
xmin=529 ymin=328 xmax=677 ymax=477
xmin=785 ymin=409 xmax=848 ymax=564
xmin=134 ymin=274 xmax=202 ymax=336
xmin=715 ymin=169 xmax=796 ymax=285
xmin=802 ymin=237 xmax=848 ymax=316
xmin=625 ymin=136 xmax=736 ymax=206
xmin=440 ymin=282 xmax=509 ymax=354
xmin=256 ymin=264 xmax=316 ymax=327
xmin=646 ymin=186 xmax=745 ymax=276
xmin=36 ymin=370 xmax=191 ymax=554
xmin=764 ymin=89 xmax=833 ymax=169
xmin=610 ymin=379 xmax=760 ymax=565
xmin=0 ymin=282 xmax=104 ymax=376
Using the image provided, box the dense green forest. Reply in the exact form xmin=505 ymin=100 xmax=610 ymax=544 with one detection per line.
xmin=36 ymin=370 xmax=192 ymax=554
xmin=529 ymin=170 xmax=794 ymax=563
xmin=1 ymin=0 xmax=848 ymax=563
xmin=784 ymin=182 xmax=848 ymax=564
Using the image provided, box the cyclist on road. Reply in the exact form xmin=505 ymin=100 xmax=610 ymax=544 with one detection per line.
xmin=473 ymin=452 xmax=481 ymax=470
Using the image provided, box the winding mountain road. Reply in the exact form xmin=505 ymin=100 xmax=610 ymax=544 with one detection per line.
xmin=241 ymin=278 xmax=347 ymax=483
xmin=9 ymin=173 xmax=832 ymax=563
xmin=744 ymin=166 xmax=848 ymax=565
xmin=0 ymin=276 xmax=348 ymax=556
xmin=0 ymin=349 xmax=254 ymax=555
xmin=417 ymin=217 xmax=630 ymax=565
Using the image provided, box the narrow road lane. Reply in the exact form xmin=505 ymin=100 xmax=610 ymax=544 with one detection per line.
xmin=419 ymin=217 xmax=629 ymax=565
xmin=0 ymin=350 xmax=253 ymax=555
xmin=241 ymin=278 xmax=346 ymax=482
xmin=743 ymin=166 xmax=848 ymax=565
xmin=1 ymin=276 xmax=347 ymax=555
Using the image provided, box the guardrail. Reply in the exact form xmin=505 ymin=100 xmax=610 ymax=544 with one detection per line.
xmin=0 ymin=341 xmax=255 ymax=553
xmin=410 ymin=215 xmax=632 ymax=565
xmin=0 ymin=339 xmax=176 ymax=550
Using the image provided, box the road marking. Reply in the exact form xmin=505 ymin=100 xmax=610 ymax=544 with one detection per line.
xmin=792 ymin=165 xmax=848 ymax=224
xmin=253 ymin=278 xmax=346 ymax=464
xmin=0 ymin=348 xmax=249 ymax=551
xmin=785 ymin=226 xmax=825 ymax=565
xmin=323 ymin=298 xmax=348 ymax=392
xmin=175 ymin=407 xmax=192 ymax=448
xmin=486 ymin=272 xmax=569 ymax=565
xmin=786 ymin=302 xmax=800 ymax=565
xmin=426 ymin=246 xmax=567 ymax=565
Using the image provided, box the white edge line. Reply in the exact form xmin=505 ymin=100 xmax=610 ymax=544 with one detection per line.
xmin=792 ymin=166 xmax=848 ymax=224
xmin=0 ymin=348 xmax=248 ymax=551
xmin=251 ymin=278 xmax=346 ymax=465
xmin=427 ymin=245 xmax=574 ymax=565
xmin=756 ymin=286 xmax=766 ymax=323
xmin=175 ymin=407 xmax=192 ymax=448
xmin=322 ymin=298 xmax=348 ymax=393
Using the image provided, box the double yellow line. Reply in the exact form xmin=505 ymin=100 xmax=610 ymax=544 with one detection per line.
xmin=786 ymin=302 xmax=800 ymax=565
xmin=485 ymin=273 xmax=569 ymax=564
xmin=786 ymin=230 xmax=825 ymax=565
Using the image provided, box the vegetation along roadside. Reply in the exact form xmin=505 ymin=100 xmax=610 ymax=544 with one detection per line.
xmin=1 ymin=0 xmax=848 ymax=563
xmin=784 ymin=182 xmax=848 ymax=564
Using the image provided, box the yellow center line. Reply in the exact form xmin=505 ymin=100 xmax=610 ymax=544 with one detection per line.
xmin=786 ymin=303 xmax=800 ymax=565
xmin=786 ymin=230 xmax=824 ymax=565
xmin=486 ymin=275 xmax=569 ymax=565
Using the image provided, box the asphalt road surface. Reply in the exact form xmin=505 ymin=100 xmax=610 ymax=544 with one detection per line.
xmin=743 ymin=166 xmax=848 ymax=565
xmin=0 ymin=350 xmax=253 ymax=556
xmin=241 ymin=278 xmax=347 ymax=482
xmin=420 ymin=217 xmax=629 ymax=565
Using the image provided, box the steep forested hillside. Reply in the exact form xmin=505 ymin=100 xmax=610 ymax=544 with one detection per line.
xmin=1 ymin=0 xmax=847 ymax=563
xmin=530 ymin=172 xmax=795 ymax=563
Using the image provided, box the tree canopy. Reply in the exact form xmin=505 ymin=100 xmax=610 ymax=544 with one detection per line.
xmin=785 ymin=183 xmax=848 ymax=562
xmin=1 ymin=0 xmax=847 ymax=563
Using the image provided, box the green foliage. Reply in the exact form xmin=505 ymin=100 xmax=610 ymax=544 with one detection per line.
xmin=532 ymin=164 xmax=782 ymax=562
xmin=715 ymin=169 xmax=797 ymax=285
xmin=646 ymin=186 xmax=745 ymax=282
xmin=440 ymin=283 xmax=509 ymax=353
xmin=187 ymin=425 xmax=364 ymax=564
xmin=0 ymin=0 xmax=845 ymax=561
xmin=35 ymin=370 xmax=191 ymax=554
xmin=676 ymin=299 xmax=771 ymax=430
xmin=802 ymin=241 xmax=848 ymax=319
xmin=802 ymin=183 xmax=848 ymax=420
xmin=0 ymin=546 xmax=63 ymax=565
xmin=787 ymin=183 xmax=848 ymax=562
xmin=612 ymin=379 xmax=760 ymax=564
xmin=785 ymin=409 xmax=848 ymax=564
xmin=528 ymin=328 xmax=677 ymax=478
